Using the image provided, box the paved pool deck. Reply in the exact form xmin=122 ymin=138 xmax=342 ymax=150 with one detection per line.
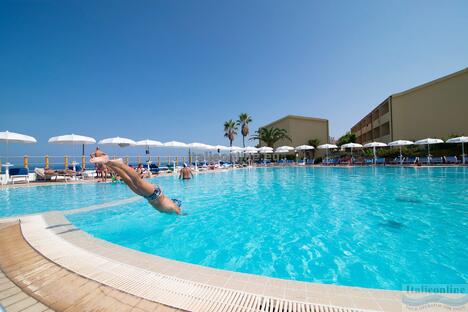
xmin=0 ymin=222 xmax=182 ymax=312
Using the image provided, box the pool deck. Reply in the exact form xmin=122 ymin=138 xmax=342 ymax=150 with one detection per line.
xmin=0 ymin=211 xmax=408 ymax=312
xmin=0 ymin=222 xmax=182 ymax=312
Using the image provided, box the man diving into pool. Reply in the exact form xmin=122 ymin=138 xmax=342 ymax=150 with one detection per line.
xmin=91 ymin=155 xmax=182 ymax=215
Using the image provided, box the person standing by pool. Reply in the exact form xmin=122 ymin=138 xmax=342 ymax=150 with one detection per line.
xmin=91 ymin=147 xmax=108 ymax=182
xmin=91 ymin=155 xmax=182 ymax=215
xmin=136 ymin=163 xmax=145 ymax=178
xmin=179 ymin=163 xmax=193 ymax=180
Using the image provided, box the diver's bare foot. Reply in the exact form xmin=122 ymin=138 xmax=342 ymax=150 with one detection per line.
xmin=90 ymin=155 xmax=109 ymax=164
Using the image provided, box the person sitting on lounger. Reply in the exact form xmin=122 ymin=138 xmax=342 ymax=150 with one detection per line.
xmin=179 ymin=163 xmax=193 ymax=180
xmin=91 ymin=155 xmax=182 ymax=215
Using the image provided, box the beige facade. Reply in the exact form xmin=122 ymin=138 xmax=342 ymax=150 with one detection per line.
xmin=259 ymin=115 xmax=329 ymax=148
xmin=351 ymin=68 xmax=468 ymax=144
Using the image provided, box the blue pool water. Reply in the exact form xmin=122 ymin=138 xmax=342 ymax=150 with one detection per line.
xmin=0 ymin=182 xmax=134 ymax=217
xmin=64 ymin=167 xmax=468 ymax=290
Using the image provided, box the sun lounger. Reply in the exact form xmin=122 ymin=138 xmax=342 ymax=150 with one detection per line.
xmin=338 ymin=158 xmax=351 ymax=165
xmin=148 ymin=164 xmax=160 ymax=174
xmin=418 ymin=157 xmax=430 ymax=164
xmin=9 ymin=168 xmax=29 ymax=184
xmin=34 ymin=168 xmax=71 ymax=182
xmin=364 ymin=158 xmax=373 ymax=165
xmin=323 ymin=158 xmax=338 ymax=165
xmin=257 ymin=160 xmax=272 ymax=166
xmin=389 ymin=157 xmax=402 ymax=165
xmin=444 ymin=156 xmax=458 ymax=164
xmin=376 ymin=157 xmax=386 ymax=165
xmin=68 ymin=165 xmax=83 ymax=179
xmin=306 ymin=158 xmax=315 ymax=165
xmin=82 ymin=170 xmax=97 ymax=179
xmin=403 ymin=157 xmax=417 ymax=165
xmin=431 ymin=157 xmax=443 ymax=164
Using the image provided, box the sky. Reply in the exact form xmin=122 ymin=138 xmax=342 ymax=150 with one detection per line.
xmin=1 ymin=0 xmax=468 ymax=157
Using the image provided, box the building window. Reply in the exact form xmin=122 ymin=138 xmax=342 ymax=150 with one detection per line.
xmin=381 ymin=122 xmax=390 ymax=136
xmin=372 ymin=110 xmax=379 ymax=122
xmin=380 ymin=102 xmax=389 ymax=115
xmin=373 ymin=127 xmax=380 ymax=138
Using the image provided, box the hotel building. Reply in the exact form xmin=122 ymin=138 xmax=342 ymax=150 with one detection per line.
xmin=259 ymin=115 xmax=329 ymax=148
xmin=351 ymin=68 xmax=468 ymax=144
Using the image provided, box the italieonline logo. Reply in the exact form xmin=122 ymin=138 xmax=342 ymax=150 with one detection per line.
xmin=402 ymin=284 xmax=467 ymax=311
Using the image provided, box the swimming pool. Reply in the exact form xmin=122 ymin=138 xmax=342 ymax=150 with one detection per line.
xmin=0 ymin=182 xmax=134 ymax=217
xmin=65 ymin=167 xmax=468 ymax=290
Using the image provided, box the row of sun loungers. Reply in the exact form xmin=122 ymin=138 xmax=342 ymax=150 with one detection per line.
xmin=2 ymin=155 xmax=464 ymax=184
xmin=321 ymin=155 xmax=461 ymax=166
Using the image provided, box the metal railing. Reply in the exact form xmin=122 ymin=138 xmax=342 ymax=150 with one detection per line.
xmin=1 ymin=153 xmax=275 ymax=171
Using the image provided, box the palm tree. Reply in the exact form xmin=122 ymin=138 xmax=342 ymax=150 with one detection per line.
xmin=250 ymin=127 xmax=291 ymax=148
xmin=237 ymin=113 xmax=252 ymax=147
xmin=224 ymin=119 xmax=238 ymax=147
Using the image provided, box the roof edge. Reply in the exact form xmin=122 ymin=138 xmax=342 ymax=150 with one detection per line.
xmin=392 ymin=67 xmax=468 ymax=98
xmin=261 ymin=115 xmax=328 ymax=129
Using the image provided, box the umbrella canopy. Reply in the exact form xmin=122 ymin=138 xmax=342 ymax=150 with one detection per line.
xmin=0 ymin=131 xmax=37 ymax=144
xmin=415 ymin=138 xmax=443 ymax=164
xmin=258 ymin=146 xmax=273 ymax=153
xmin=388 ymin=140 xmax=414 ymax=165
xmin=447 ymin=136 xmax=468 ymax=164
xmin=48 ymin=134 xmax=96 ymax=144
xmin=136 ymin=140 xmax=163 ymax=168
xmin=341 ymin=143 xmax=363 ymax=149
xmin=415 ymin=138 xmax=444 ymax=145
xmin=163 ymin=141 xmax=188 ymax=148
xmin=211 ymin=145 xmax=230 ymax=151
xmin=388 ymin=140 xmax=414 ymax=147
xmin=276 ymin=146 xmax=294 ymax=151
xmin=229 ymin=146 xmax=243 ymax=152
xmin=275 ymin=149 xmax=290 ymax=153
xmin=295 ymin=145 xmax=314 ymax=163
xmin=363 ymin=142 xmax=387 ymax=148
xmin=99 ymin=137 xmax=136 ymax=147
xmin=295 ymin=145 xmax=315 ymax=150
xmin=317 ymin=144 xmax=338 ymax=149
xmin=49 ymin=134 xmax=96 ymax=170
xmin=0 ymin=131 xmax=37 ymax=184
xmin=340 ymin=143 xmax=362 ymax=164
xmin=203 ymin=144 xmax=215 ymax=150
xmin=136 ymin=139 xmax=163 ymax=147
xmin=317 ymin=144 xmax=338 ymax=165
xmin=243 ymin=146 xmax=258 ymax=152
xmin=446 ymin=136 xmax=468 ymax=144
xmin=188 ymin=142 xmax=211 ymax=150
xmin=364 ymin=142 xmax=387 ymax=164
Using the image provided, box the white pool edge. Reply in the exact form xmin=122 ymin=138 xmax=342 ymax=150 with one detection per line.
xmin=15 ymin=212 xmax=408 ymax=311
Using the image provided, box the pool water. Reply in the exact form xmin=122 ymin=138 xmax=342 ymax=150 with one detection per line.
xmin=66 ymin=167 xmax=468 ymax=290
xmin=0 ymin=182 xmax=134 ymax=217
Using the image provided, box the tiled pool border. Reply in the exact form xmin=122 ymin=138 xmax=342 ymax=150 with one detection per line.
xmin=15 ymin=212 xmax=406 ymax=311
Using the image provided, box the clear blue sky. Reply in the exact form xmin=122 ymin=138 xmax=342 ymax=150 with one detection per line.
xmin=1 ymin=0 xmax=467 ymax=157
